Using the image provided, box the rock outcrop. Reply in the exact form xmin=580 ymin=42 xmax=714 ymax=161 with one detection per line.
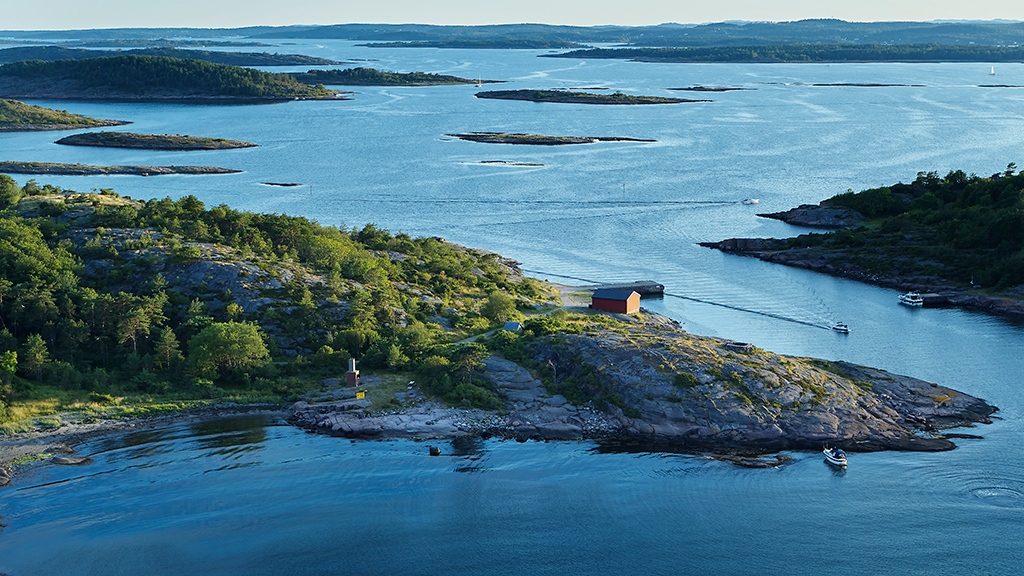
xmin=289 ymin=314 xmax=996 ymax=453
xmin=758 ymin=203 xmax=865 ymax=228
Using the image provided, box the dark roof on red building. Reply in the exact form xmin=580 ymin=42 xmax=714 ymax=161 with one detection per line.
xmin=591 ymin=289 xmax=638 ymax=301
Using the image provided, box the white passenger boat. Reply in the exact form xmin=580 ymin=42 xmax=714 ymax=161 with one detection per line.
xmin=899 ymin=291 xmax=924 ymax=306
xmin=831 ymin=323 xmax=850 ymax=333
xmin=823 ymin=447 xmax=848 ymax=467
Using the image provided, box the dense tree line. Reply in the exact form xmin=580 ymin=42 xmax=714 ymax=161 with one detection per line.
xmin=788 ymin=164 xmax=1024 ymax=290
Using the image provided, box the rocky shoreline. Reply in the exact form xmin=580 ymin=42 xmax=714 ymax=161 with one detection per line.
xmin=2 ymin=309 xmax=998 ymax=484
xmin=289 ymin=313 xmax=996 ymax=454
xmin=700 ymin=236 xmax=1024 ymax=317
xmin=756 ymin=203 xmax=866 ymax=228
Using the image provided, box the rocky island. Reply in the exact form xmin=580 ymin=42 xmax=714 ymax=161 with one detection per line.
xmin=447 ymin=132 xmax=655 ymax=145
xmin=475 ymin=89 xmax=707 ymax=104
xmin=671 ymin=86 xmax=754 ymax=92
xmin=0 ymin=161 xmax=240 ymax=175
xmin=55 ymin=132 xmax=258 ymax=150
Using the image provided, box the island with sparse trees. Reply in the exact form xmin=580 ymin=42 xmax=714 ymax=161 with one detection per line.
xmin=55 ymin=132 xmax=257 ymax=150
xmin=0 ymin=98 xmax=129 ymax=132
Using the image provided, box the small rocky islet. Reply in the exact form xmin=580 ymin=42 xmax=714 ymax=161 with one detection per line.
xmin=447 ymin=132 xmax=655 ymax=145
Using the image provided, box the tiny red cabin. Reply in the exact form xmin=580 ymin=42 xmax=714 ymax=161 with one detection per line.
xmin=590 ymin=289 xmax=641 ymax=314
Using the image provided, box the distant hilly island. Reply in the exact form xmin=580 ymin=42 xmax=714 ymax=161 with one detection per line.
xmin=0 ymin=46 xmax=339 ymax=66
xmin=2 ymin=20 xmax=1022 ymax=47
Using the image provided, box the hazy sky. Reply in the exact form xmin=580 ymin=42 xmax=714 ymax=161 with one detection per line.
xmin=3 ymin=0 xmax=1023 ymax=30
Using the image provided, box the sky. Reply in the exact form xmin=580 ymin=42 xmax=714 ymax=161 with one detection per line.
xmin=3 ymin=0 xmax=1023 ymax=31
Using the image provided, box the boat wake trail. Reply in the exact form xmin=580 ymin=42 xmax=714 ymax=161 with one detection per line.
xmin=663 ymin=292 xmax=834 ymax=330
xmin=522 ymin=269 xmax=835 ymax=330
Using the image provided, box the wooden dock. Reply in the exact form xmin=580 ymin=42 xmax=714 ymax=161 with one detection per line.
xmin=588 ymin=281 xmax=664 ymax=297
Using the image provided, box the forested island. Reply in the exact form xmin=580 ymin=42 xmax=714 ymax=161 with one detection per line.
xmin=476 ymin=89 xmax=704 ymax=105
xmin=1 ymin=98 xmax=129 ymax=132
xmin=0 ymin=55 xmax=340 ymax=102
xmin=0 ymin=46 xmax=339 ymax=67
xmin=546 ymin=43 xmax=1024 ymax=63
xmin=702 ymin=165 xmax=1024 ymax=317
xmin=55 ymin=132 xmax=258 ymax=151
xmin=0 ymin=178 xmax=997 ymax=476
xmin=447 ymin=132 xmax=655 ymax=145
xmin=291 ymin=67 xmax=486 ymax=86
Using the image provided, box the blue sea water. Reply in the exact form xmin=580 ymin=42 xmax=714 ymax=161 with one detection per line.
xmin=2 ymin=40 xmax=1024 ymax=575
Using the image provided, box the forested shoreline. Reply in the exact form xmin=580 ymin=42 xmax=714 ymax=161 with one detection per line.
xmin=703 ymin=165 xmax=1024 ymax=313
xmin=0 ymin=178 xmax=555 ymax=431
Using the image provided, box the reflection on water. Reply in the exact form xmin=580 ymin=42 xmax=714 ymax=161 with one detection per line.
xmin=1 ymin=417 xmax=1024 ymax=575
xmin=192 ymin=416 xmax=269 ymax=450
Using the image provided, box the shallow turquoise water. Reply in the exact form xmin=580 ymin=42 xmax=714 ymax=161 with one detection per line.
xmin=2 ymin=40 xmax=1024 ymax=575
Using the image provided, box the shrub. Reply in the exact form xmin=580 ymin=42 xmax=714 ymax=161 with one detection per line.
xmin=675 ymin=373 xmax=699 ymax=389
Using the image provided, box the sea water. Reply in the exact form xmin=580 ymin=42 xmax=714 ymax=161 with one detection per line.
xmin=1 ymin=40 xmax=1023 ymax=575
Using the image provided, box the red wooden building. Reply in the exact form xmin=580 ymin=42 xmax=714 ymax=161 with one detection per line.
xmin=590 ymin=289 xmax=641 ymax=314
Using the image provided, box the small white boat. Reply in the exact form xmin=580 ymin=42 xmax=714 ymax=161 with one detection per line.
xmin=990 ymin=66 xmax=996 ymax=76
xmin=899 ymin=291 xmax=924 ymax=307
xmin=824 ymin=447 xmax=848 ymax=467
xmin=831 ymin=322 xmax=850 ymax=333
xmin=741 ymin=198 xmax=759 ymax=204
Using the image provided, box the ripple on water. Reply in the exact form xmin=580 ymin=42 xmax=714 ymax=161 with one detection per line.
xmin=970 ymin=487 xmax=1023 ymax=507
